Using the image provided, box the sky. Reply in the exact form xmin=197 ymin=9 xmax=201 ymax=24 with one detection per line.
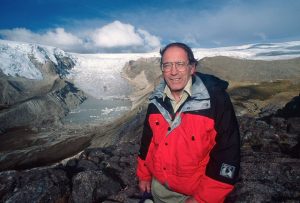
xmin=0 ymin=0 xmax=299 ymax=53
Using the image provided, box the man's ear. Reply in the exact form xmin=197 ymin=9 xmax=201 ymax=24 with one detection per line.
xmin=190 ymin=65 xmax=196 ymax=74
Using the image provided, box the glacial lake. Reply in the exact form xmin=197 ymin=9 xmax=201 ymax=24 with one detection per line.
xmin=62 ymin=96 xmax=132 ymax=125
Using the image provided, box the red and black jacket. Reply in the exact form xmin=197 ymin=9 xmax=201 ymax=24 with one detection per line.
xmin=137 ymin=72 xmax=240 ymax=203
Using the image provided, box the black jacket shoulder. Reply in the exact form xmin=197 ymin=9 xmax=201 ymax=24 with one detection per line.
xmin=195 ymin=72 xmax=229 ymax=93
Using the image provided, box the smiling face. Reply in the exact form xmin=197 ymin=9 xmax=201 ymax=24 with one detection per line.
xmin=162 ymin=46 xmax=195 ymax=98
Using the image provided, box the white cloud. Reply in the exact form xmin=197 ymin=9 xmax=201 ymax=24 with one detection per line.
xmin=88 ymin=21 xmax=161 ymax=52
xmin=0 ymin=21 xmax=161 ymax=53
xmin=0 ymin=28 xmax=83 ymax=51
xmin=137 ymin=29 xmax=161 ymax=50
xmin=91 ymin=21 xmax=143 ymax=47
xmin=43 ymin=28 xmax=83 ymax=46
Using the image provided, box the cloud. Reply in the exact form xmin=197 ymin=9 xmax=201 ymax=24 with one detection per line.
xmin=44 ymin=28 xmax=83 ymax=47
xmin=0 ymin=28 xmax=84 ymax=51
xmin=91 ymin=21 xmax=143 ymax=47
xmin=2 ymin=0 xmax=298 ymax=50
xmin=122 ymin=0 xmax=300 ymax=47
xmin=137 ymin=29 xmax=161 ymax=50
xmin=0 ymin=21 xmax=161 ymax=53
xmin=88 ymin=21 xmax=160 ymax=52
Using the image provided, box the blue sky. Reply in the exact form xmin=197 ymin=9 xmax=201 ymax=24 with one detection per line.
xmin=0 ymin=0 xmax=299 ymax=53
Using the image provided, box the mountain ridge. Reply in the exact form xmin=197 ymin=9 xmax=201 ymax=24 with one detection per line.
xmin=198 ymin=55 xmax=300 ymax=83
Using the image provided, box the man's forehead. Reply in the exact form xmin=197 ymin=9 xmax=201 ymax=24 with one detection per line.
xmin=164 ymin=46 xmax=186 ymax=52
xmin=162 ymin=47 xmax=188 ymax=59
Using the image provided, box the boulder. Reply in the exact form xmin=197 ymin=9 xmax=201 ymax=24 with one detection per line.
xmin=0 ymin=168 xmax=70 ymax=203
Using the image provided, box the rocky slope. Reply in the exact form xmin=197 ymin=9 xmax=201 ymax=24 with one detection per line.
xmin=0 ymin=41 xmax=89 ymax=171
xmin=0 ymin=40 xmax=86 ymax=132
xmin=198 ymin=56 xmax=300 ymax=83
xmin=0 ymin=94 xmax=299 ymax=203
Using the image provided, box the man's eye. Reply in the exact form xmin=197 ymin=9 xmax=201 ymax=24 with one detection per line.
xmin=163 ymin=63 xmax=172 ymax=68
xmin=176 ymin=62 xmax=185 ymax=67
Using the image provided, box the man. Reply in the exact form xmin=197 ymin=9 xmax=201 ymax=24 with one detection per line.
xmin=136 ymin=42 xmax=240 ymax=203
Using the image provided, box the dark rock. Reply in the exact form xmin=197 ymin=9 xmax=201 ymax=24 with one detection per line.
xmin=259 ymin=104 xmax=283 ymax=118
xmin=287 ymin=117 xmax=300 ymax=134
xmin=277 ymin=94 xmax=300 ymax=118
xmin=289 ymin=143 xmax=300 ymax=158
xmin=70 ymin=170 xmax=121 ymax=203
xmin=0 ymin=170 xmax=19 ymax=201
xmin=226 ymin=152 xmax=300 ymax=203
xmin=270 ymin=116 xmax=287 ymax=131
xmin=0 ymin=168 xmax=70 ymax=203
xmin=76 ymin=159 xmax=99 ymax=171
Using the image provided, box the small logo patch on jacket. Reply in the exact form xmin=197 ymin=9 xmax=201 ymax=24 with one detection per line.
xmin=220 ymin=163 xmax=235 ymax=179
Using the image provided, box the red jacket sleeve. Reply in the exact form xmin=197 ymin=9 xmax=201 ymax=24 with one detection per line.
xmin=136 ymin=157 xmax=152 ymax=181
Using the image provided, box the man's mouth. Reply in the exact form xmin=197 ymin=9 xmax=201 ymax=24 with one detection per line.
xmin=170 ymin=78 xmax=181 ymax=82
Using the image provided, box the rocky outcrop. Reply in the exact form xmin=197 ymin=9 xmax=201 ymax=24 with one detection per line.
xmin=0 ymin=80 xmax=86 ymax=131
xmin=0 ymin=57 xmax=86 ymax=132
xmin=121 ymin=57 xmax=161 ymax=108
xmin=276 ymin=94 xmax=300 ymax=118
xmin=0 ymin=126 xmax=93 ymax=171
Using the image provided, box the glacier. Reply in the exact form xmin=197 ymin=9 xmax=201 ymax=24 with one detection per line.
xmin=69 ymin=52 xmax=158 ymax=99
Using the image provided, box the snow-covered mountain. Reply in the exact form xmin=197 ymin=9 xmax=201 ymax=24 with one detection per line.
xmin=193 ymin=41 xmax=300 ymax=60
xmin=0 ymin=39 xmax=74 ymax=80
xmin=1 ymin=39 xmax=300 ymax=81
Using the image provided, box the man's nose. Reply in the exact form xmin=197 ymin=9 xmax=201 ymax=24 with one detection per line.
xmin=170 ymin=64 xmax=178 ymax=74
